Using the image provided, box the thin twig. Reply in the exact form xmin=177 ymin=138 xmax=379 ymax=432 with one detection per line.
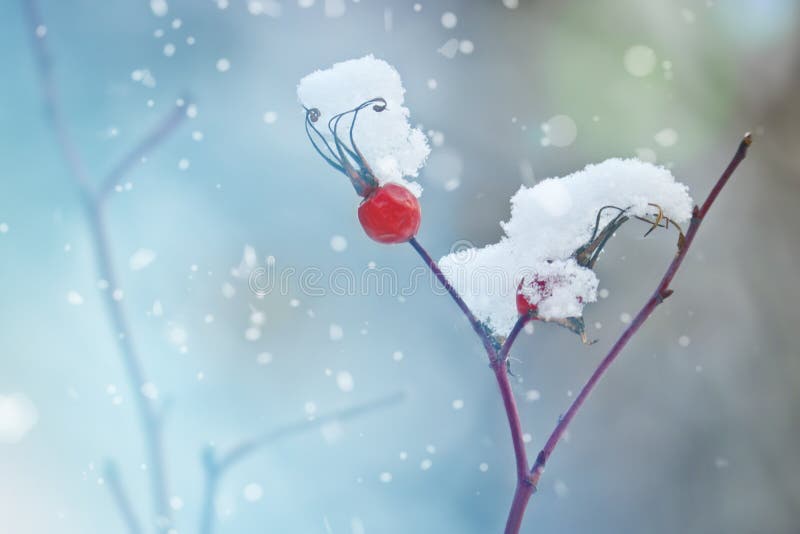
xmin=507 ymin=134 xmax=752 ymax=532
xmin=198 ymin=392 xmax=405 ymax=534
xmin=498 ymin=315 xmax=530 ymax=362
xmin=104 ymin=461 xmax=144 ymax=534
xmin=409 ymin=135 xmax=750 ymax=534
xmin=408 ymin=238 xmax=535 ymax=528
xmin=22 ymin=1 xmax=189 ymax=531
xmin=496 ymin=315 xmax=533 ymax=483
xmin=98 ymin=99 xmax=190 ymax=200
xmin=21 ymin=0 xmax=91 ymax=190
xmin=409 ymin=237 xmax=498 ymax=356
xmin=85 ymin=201 xmax=172 ymax=531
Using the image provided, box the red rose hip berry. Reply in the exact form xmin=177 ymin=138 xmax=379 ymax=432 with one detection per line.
xmin=358 ymin=183 xmax=421 ymax=244
xmin=516 ymin=278 xmax=549 ymax=317
xmin=516 ymin=275 xmax=584 ymax=317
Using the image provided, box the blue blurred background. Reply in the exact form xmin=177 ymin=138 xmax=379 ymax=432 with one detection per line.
xmin=1 ymin=0 xmax=799 ymax=533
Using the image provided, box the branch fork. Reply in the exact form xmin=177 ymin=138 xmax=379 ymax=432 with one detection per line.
xmin=409 ymin=134 xmax=751 ymax=533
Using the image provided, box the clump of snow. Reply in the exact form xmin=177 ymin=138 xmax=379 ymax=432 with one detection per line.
xmin=518 ymin=259 xmax=598 ymax=319
xmin=297 ymin=55 xmax=430 ymax=197
xmin=129 ymin=248 xmax=156 ymax=271
xmin=440 ymin=159 xmax=692 ymax=336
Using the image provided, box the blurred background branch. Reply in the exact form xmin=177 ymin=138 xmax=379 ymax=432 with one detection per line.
xmin=199 ymin=391 xmax=405 ymax=534
xmin=21 ymin=0 xmax=189 ymax=531
xmin=104 ymin=460 xmax=144 ymax=534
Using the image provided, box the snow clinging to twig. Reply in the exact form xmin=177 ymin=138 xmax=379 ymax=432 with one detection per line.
xmin=440 ymin=158 xmax=693 ymax=336
xmin=297 ymin=55 xmax=430 ymax=196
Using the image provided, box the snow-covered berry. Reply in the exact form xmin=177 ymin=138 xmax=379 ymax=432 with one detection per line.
xmin=516 ymin=275 xmax=584 ymax=317
xmin=358 ymin=184 xmax=421 ymax=244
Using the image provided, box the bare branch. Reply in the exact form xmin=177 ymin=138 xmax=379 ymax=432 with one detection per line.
xmin=409 ymin=238 xmax=536 ymax=528
xmin=408 ymin=238 xmax=499 ymax=358
xmin=501 ymin=134 xmax=753 ymax=534
xmin=218 ymin=391 xmax=405 ymax=470
xmin=22 ymin=1 xmax=190 ymax=531
xmin=21 ymin=0 xmax=91 ymax=190
xmin=99 ymin=99 xmax=191 ymax=200
xmin=198 ymin=392 xmax=405 ymax=534
xmin=104 ymin=461 xmax=144 ymax=534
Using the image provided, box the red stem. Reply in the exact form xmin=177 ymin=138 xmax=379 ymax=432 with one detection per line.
xmin=516 ymin=134 xmax=752 ymax=529
xmin=505 ymin=481 xmax=535 ymax=534
xmin=410 ymin=239 xmax=535 ymax=530
xmin=493 ymin=361 xmax=531 ymax=483
xmin=413 ymin=134 xmax=750 ymax=534
xmin=496 ymin=315 xmax=535 ymax=483
xmin=409 ymin=237 xmax=499 ymax=357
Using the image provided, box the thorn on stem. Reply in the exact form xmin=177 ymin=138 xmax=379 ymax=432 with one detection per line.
xmin=520 ymin=474 xmax=538 ymax=490
xmin=658 ymin=289 xmax=674 ymax=302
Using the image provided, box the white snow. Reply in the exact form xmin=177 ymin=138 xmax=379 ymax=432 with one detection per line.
xmin=330 ymin=235 xmax=348 ymax=252
xmin=66 ymin=290 xmax=84 ymax=305
xmin=624 ymin=45 xmax=657 ymax=77
xmin=324 ymin=0 xmax=346 ymax=18
xmin=438 ymin=39 xmax=459 ymax=59
xmin=297 ymin=55 xmax=430 ymax=197
xmin=216 ymin=58 xmax=231 ymax=72
xmin=329 ymin=323 xmax=344 ymax=341
xmin=262 ymin=111 xmax=278 ymax=124
xmin=150 ymin=0 xmax=168 ymax=17
xmin=441 ymin=12 xmax=458 ymax=29
xmin=0 ymin=393 xmax=38 ymax=443
xmin=459 ymin=40 xmax=475 ymax=55
xmin=654 ymin=128 xmax=679 ymax=147
xmin=231 ymin=245 xmax=258 ymax=279
xmin=129 ymin=248 xmax=156 ymax=271
xmin=541 ymin=115 xmax=578 ymax=148
xmin=243 ymin=483 xmax=263 ymax=502
xmin=439 ymin=159 xmax=693 ymax=335
xmin=336 ymin=370 xmax=354 ymax=392
xmin=140 ymin=382 xmax=159 ymax=400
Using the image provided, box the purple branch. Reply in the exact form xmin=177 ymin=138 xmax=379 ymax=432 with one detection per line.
xmin=408 ymin=238 xmax=535 ymax=529
xmin=198 ymin=392 xmax=405 ymax=534
xmin=493 ymin=362 xmax=532 ymax=484
xmin=409 ymin=237 xmax=498 ymax=357
xmin=531 ymin=134 xmax=751 ymax=477
xmin=498 ymin=134 xmax=752 ymax=533
xmin=22 ymin=1 xmax=189 ymax=531
xmin=498 ymin=314 xmax=530 ymax=362
xmin=496 ymin=315 xmax=533 ymax=480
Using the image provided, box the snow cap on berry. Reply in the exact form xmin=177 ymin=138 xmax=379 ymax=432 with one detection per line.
xmin=439 ymin=159 xmax=693 ymax=336
xmin=297 ymin=55 xmax=430 ymax=197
